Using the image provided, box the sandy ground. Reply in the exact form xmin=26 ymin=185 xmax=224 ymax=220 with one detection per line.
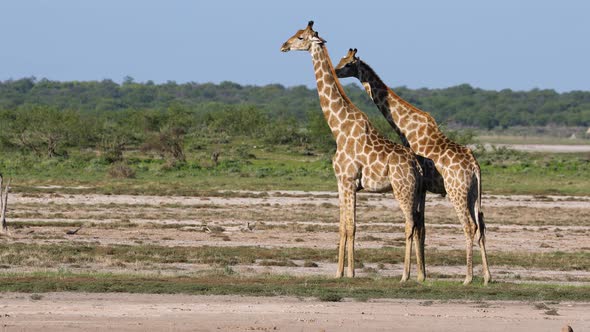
xmin=0 ymin=293 xmax=588 ymax=332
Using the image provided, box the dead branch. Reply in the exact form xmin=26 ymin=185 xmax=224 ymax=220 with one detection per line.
xmin=211 ymin=151 xmax=220 ymax=167
xmin=0 ymin=175 xmax=11 ymax=234
xmin=66 ymin=226 xmax=82 ymax=235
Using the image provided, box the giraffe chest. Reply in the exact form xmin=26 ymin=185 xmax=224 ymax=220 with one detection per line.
xmin=333 ymin=147 xmax=392 ymax=192
xmin=338 ymin=151 xmax=393 ymax=193
xmin=359 ymin=169 xmax=393 ymax=193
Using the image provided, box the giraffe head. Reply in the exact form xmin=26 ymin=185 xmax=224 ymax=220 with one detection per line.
xmin=335 ymin=48 xmax=360 ymax=78
xmin=280 ymin=21 xmax=326 ymax=52
xmin=336 ymin=48 xmax=375 ymax=99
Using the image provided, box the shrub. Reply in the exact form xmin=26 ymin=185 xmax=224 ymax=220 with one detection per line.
xmin=108 ymin=162 xmax=136 ymax=179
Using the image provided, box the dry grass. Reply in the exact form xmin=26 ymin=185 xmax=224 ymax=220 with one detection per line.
xmin=2 ymin=191 xmax=589 ymax=294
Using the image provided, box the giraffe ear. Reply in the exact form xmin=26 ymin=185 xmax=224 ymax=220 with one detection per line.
xmin=312 ymin=31 xmax=326 ymax=44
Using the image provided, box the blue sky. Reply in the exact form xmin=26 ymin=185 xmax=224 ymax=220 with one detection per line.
xmin=1 ymin=0 xmax=589 ymax=92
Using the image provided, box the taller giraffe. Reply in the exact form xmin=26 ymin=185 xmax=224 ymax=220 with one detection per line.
xmin=335 ymin=49 xmax=491 ymax=285
xmin=281 ymin=21 xmax=426 ymax=281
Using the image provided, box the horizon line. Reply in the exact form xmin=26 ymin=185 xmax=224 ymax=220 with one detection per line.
xmin=1 ymin=76 xmax=586 ymax=94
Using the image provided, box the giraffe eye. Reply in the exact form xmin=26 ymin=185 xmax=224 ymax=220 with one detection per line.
xmin=297 ymin=37 xmax=303 ymax=40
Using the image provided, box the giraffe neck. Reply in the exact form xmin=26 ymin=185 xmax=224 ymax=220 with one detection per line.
xmin=356 ymin=65 xmax=409 ymax=148
xmin=357 ymin=60 xmax=452 ymax=159
xmin=309 ymin=43 xmax=355 ymax=137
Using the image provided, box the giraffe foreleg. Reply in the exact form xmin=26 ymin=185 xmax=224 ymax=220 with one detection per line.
xmin=336 ymin=187 xmax=347 ymax=278
xmin=344 ymin=189 xmax=357 ymax=278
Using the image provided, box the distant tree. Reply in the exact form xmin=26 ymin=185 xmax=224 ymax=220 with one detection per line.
xmin=122 ymin=76 xmax=135 ymax=85
xmin=208 ymin=105 xmax=268 ymax=137
xmin=263 ymin=115 xmax=306 ymax=146
xmin=140 ymin=103 xmax=194 ymax=163
xmin=96 ymin=110 xmax=141 ymax=163
xmin=1 ymin=78 xmax=589 ymax=141
xmin=1 ymin=106 xmax=79 ymax=158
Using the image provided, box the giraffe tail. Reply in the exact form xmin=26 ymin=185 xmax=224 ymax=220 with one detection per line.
xmin=473 ymin=166 xmax=485 ymax=242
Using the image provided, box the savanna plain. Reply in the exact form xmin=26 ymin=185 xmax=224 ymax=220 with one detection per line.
xmin=2 ymin=79 xmax=590 ymax=330
xmin=1 ymin=140 xmax=590 ymax=331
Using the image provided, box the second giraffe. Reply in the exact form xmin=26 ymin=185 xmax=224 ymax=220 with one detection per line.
xmin=335 ymin=48 xmax=491 ymax=285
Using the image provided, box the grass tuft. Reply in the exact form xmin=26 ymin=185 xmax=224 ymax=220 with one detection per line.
xmin=0 ymin=272 xmax=589 ymax=302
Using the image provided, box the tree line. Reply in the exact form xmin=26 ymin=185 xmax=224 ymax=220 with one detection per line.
xmin=1 ymin=77 xmax=589 ymax=129
xmin=0 ymin=102 xmax=336 ymax=162
xmin=1 ymin=77 xmax=588 ymax=159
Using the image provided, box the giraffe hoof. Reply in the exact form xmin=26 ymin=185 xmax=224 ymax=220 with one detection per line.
xmin=400 ymin=277 xmax=408 ymax=283
xmin=484 ymin=275 xmax=492 ymax=285
xmin=417 ymin=275 xmax=425 ymax=283
xmin=463 ymin=278 xmax=473 ymax=285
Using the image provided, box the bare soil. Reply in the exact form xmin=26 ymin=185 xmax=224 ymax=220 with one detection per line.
xmin=0 ymin=293 xmax=588 ymax=332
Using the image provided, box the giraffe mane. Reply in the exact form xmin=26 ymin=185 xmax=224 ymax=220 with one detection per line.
xmin=320 ymin=44 xmax=354 ymax=107
xmin=359 ymin=58 xmax=435 ymax=121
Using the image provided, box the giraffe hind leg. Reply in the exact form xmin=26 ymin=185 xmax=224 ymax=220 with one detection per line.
xmin=476 ymin=211 xmax=492 ymax=285
xmin=401 ymin=218 xmax=413 ymax=283
xmin=469 ymin=179 xmax=491 ymax=285
xmin=449 ymin=191 xmax=475 ymax=285
xmin=393 ymin=180 xmax=422 ymax=282
xmin=413 ymin=187 xmax=427 ymax=282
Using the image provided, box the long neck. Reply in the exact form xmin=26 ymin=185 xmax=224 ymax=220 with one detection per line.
xmin=355 ymin=62 xmax=410 ymax=147
xmin=357 ymin=60 xmax=452 ymax=158
xmin=310 ymin=43 xmax=354 ymax=137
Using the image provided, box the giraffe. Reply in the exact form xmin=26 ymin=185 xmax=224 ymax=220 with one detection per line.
xmin=281 ymin=21 xmax=426 ymax=281
xmin=335 ymin=48 xmax=491 ymax=285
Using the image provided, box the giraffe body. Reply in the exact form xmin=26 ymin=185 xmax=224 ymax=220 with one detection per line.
xmin=335 ymin=49 xmax=491 ymax=285
xmin=281 ymin=22 xmax=426 ymax=281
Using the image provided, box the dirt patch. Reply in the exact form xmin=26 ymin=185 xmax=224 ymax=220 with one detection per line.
xmin=0 ymin=293 xmax=587 ymax=332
